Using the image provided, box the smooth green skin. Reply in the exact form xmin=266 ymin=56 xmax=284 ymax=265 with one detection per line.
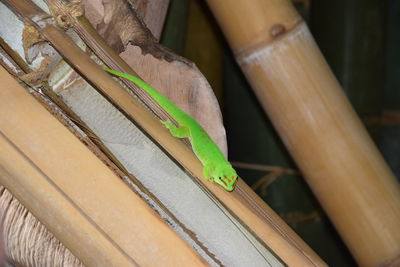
xmin=103 ymin=67 xmax=237 ymax=191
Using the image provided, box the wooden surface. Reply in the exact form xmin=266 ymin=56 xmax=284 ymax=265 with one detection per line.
xmin=0 ymin=66 xmax=207 ymax=266
xmin=82 ymin=0 xmax=169 ymax=40
xmin=133 ymin=0 xmax=170 ymax=40
xmin=205 ymin=0 xmax=400 ymax=266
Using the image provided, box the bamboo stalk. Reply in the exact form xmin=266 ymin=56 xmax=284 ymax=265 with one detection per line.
xmin=205 ymin=0 xmax=400 ymax=266
xmin=0 ymin=66 xmax=207 ymax=266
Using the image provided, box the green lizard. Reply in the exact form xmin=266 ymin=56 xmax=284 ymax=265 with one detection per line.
xmin=103 ymin=67 xmax=237 ymax=191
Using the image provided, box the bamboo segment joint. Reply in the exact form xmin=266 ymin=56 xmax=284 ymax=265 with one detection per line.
xmin=236 ymin=21 xmax=308 ymax=66
xmin=232 ymin=17 xmax=302 ymax=60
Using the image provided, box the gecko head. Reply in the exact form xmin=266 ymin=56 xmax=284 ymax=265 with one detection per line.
xmin=214 ymin=164 xmax=238 ymax=192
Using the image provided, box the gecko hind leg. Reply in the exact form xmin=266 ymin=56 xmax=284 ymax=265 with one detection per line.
xmin=161 ymin=120 xmax=190 ymax=138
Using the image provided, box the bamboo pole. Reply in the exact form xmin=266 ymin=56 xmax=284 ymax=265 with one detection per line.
xmin=205 ymin=0 xmax=400 ymax=266
xmin=0 ymin=66 xmax=207 ymax=266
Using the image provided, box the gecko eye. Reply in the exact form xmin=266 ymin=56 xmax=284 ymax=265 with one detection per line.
xmin=218 ymin=177 xmax=228 ymax=187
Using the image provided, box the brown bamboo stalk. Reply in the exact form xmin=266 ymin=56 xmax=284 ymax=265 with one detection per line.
xmin=205 ymin=0 xmax=400 ymax=266
xmin=0 ymin=66 xmax=207 ymax=266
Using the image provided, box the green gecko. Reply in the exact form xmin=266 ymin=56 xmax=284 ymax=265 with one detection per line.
xmin=103 ymin=67 xmax=237 ymax=191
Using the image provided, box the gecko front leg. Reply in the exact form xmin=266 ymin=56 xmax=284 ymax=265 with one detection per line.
xmin=203 ymin=164 xmax=215 ymax=182
xmin=161 ymin=121 xmax=190 ymax=138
